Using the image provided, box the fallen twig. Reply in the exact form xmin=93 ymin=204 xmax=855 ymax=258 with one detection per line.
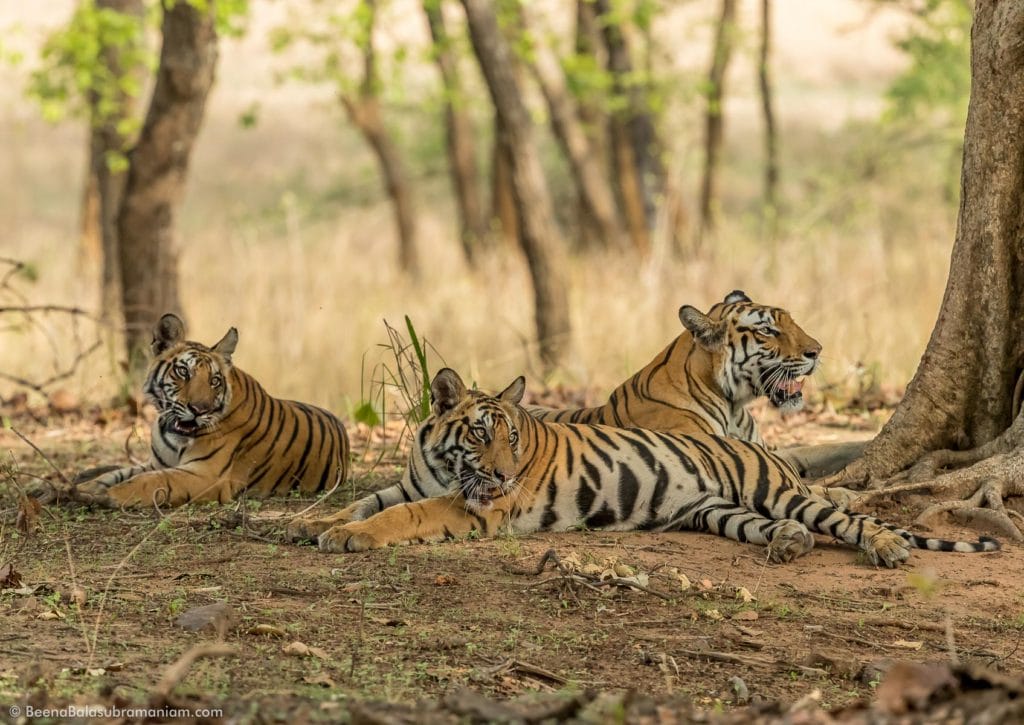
xmin=150 ymin=643 xmax=237 ymax=703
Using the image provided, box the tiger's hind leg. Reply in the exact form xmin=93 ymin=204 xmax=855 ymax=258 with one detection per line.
xmin=671 ymin=495 xmax=815 ymax=563
xmin=74 ymin=467 xmax=229 ymax=508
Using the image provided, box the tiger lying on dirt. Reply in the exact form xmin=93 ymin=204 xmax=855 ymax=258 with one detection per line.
xmin=289 ymin=369 xmax=998 ymax=566
xmin=72 ymin=314 xmax=349 ymax=507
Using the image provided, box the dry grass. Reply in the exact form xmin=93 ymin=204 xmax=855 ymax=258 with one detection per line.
xmin=0 ymin=0 xmax=954 ymax=415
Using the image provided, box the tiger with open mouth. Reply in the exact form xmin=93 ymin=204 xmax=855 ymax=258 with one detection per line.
xmin=72 ymin=314 xmax=350 ymax=507
xmin=529 ymin=290 xmax=865 ymax=477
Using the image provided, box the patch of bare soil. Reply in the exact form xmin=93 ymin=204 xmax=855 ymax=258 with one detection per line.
xmin=1 ymin=402 xmax=1021 ymax=723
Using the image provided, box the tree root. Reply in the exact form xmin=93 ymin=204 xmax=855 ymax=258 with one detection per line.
xmin=855 ymin=450 xmax=1024 ymax=541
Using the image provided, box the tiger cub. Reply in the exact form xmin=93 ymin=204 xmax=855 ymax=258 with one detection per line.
xmin=73 ymin=314 xmax=349 ymax=507
xmin=289 ymin=369 xmax=998 ymax=567
xmin=529 ymin=290 xmax=866 ymax=477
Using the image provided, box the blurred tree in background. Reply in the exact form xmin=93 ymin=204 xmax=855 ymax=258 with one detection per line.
xmin=13 ymin=0 xmax=983 ymax=385
xmin=28 ymin=0 xmax=247 ymax=376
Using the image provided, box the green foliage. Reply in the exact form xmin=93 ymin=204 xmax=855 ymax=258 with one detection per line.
xmin=884 ymin=0 xmax=971 ymax=130
xmin=27 ymin=0 xmax=248 ymax=141
xmin=270 ymin=0 xmax=408 ymax=102
xmin=27 ymin=1 xmax=152 ymax=129
xmin=405 ymin=315 xmax=431 ymax=423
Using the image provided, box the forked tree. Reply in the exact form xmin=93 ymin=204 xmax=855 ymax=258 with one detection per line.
xmin=461 ymin=0 xmax=571 ymax=372
xmin=118 ymin=0 xmax=218 ymax=370
xmin=824 ymin=0 xmax=1024 ymax=541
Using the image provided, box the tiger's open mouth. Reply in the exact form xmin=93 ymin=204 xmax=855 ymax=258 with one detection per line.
xmin=168 ymin=418 xmax=203 ymax=436
xmin=765 ymin=376 xmax=805 ymax=408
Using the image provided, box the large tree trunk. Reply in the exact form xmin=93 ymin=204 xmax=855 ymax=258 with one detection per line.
xmin=698 ymin=0 xmax=737 ymax=240
xmin=462 ymin=0 xmax=571 ymax=372
xmin=423 ymin=0 xmax=486 ymax=266
xmin=830 ymin=0 xmax=1024 ymax=491
xmin=525 ymin=17 xmax=622 ymax=251
xmin=117 ymin=0 xmax=217 ymax=370
xmin=343 ymin=0 xmax=419 ymax=277
xmin=80 ymin=0 xmax=145 ymax=323
xmin=757 ymin=0 xmax=779 ymax=233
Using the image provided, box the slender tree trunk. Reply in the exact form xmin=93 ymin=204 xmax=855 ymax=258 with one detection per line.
xmin=699 ymin=0 xmax=737 ymax=240
xmin=462 ymin=0 xmax=571 ymax=371
xmin=490 ymin=128 xmax=519 ymax=248
xmin=423 ymin=0 xmax=486 ymax=266
xmin=833 ymin=0 xmax=1024 ymax=486
xmin=342 ymin=0 xmax=418 ymax=277
xmin=80 ymin=0 xmax=145 ymax=324
xmin=525 ymin=16 xmax=622 ymax=250
xmin=593 ymin=0 xmax=663 ymax=255
xmin=757 ymin=0 xmax=779 ymax=234
xmin=117 ymin=0 xmax=217 ymax=369
xmin=342 ymin=95 xmax=419 ymax=276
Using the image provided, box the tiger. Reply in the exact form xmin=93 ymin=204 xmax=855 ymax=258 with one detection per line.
xmin=288 ymin=368 xmax=999 ymax=567
xmin=72 ymin=313 xmax=350 ymax=508
xmin=528 ymin=290 xmax=866 ymax=478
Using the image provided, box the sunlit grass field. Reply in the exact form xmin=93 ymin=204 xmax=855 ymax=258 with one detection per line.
xmin=0 ymin=0 xmax=958 ymax=416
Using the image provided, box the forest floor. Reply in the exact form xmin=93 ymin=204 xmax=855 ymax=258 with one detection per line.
xmin=1 ymin=395 xmax=1023 ymax=723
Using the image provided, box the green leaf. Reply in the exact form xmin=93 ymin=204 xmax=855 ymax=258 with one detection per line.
xmin=352 ymin=401 xmax=380 ymax=426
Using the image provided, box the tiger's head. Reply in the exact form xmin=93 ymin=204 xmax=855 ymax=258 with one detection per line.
xmin=678 ymin=290 xmax=822 ymax=412
xmin=143 ymin=313 xmax=238 ymax=437
xmin=420 ymin=368 xmax=524 ymax=513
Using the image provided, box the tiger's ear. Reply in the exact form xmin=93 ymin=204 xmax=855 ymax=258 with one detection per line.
xmin=151 ymin=313 xmax=186 ymax=356
xmin=498 ymin=376 xmax=526 ymax=405
xmin=724 ymin=289 xmax=751 ymax=305
xmin=431 ymin=368 xmax=468 ymax=416
xmin=212 ymin=327 xmax=238 ymax=362
xmin=679 ymin=305 xmax=727 ymax=351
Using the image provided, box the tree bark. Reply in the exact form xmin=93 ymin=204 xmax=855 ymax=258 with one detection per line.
xmin=342 ymin=95 xmax=419 ymax=276
xmin=757 ymin=0 xmax=779 ymax=233
xmin=117 ymin=0 xmax=217 ymax=369
xmin=423 ymin=0 xmax=486 ymax=266
xmin=593 ymin=0 xmax=662 ymax=255
xmin=699 ymin=0 xmax=737 ymax=239
xmin=462 ymin=0 xmax=571 ymax=372
xmin=832 ymin=0 xmax=1024 ymax=486
xmin=343 ymin=0 xmax=419 ymax=277
xmin=525 ymin=14 xmax=622 ymax=250
xmin=79 ymin=0 xmax=145 ymax=324
xmin=490 ymin=127 xmax=519 ymax=248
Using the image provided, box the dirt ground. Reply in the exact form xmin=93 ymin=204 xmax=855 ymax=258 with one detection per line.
xmin=1 ymin=399 xmax=1023 ymax=723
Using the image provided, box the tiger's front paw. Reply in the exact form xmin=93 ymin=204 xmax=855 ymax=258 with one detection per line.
xmin=318 ymin=523 xmax=384 ymax=553
xmin=766 ymin=520 xmax=815 ymax=563
xmin=866 ymin=530 xmax=910 ymax=568
xmin=286 ymin=516 xmax=337 ymax=543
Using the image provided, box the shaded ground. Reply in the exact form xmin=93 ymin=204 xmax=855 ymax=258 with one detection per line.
xmin=1 ymin=399 xmax=1022 ymax=722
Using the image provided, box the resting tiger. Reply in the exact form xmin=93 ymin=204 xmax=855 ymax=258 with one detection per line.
xmin=289 ymin=369 xmax=999 ymax=567
xmin=529 ymin=290 xmax=866 ymax=477
xmin=73 ymin=314 xmax=349 ymax=507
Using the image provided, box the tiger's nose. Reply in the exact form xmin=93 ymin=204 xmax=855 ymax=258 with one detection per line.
xmin=494 ymin=471 xmax=512 ymax=484
xmin=804 ymin=343 xmax=822 ymax=360
xmin=189 ymin=403 xmax=213 ymax=415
